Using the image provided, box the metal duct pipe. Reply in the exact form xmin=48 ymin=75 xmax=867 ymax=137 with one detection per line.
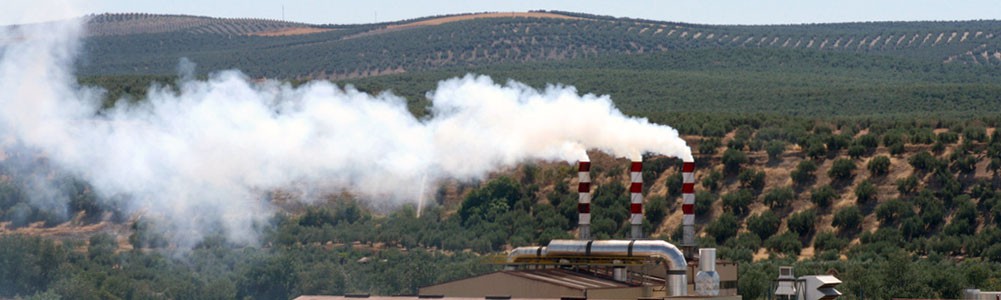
xmin=506 ymin=246 xmax=547 ymax=268
xmin=681 ymin=160 xmax=696 ymax=258
xmin=578 ymin=161 xmax=591 ymax=240
xmin=629 ymin=161 xmax=643 ymax=239
xmin=546 ymin=239 xmax=688 ymax=297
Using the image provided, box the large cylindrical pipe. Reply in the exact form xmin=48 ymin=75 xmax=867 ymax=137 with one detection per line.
xmin=681 ymin=160 xmax=696 ymax=257
xmin=629 ymin=161 xmax=643 ymax=239
xmin=578 ymin=161 xmax=591 ymax=240
xmin=506 ymin=246 xmax=547 ymax=264
xmin=546 ymin=239 xmax=688 ymax=297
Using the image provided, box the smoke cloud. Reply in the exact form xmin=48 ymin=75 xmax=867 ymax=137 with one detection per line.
xmin=0 ymin=18 xmax=691 ymax=247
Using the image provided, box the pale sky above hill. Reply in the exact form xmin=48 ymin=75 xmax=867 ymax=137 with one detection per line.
xmin=3 ymin=0 xmax=1001 ymax=26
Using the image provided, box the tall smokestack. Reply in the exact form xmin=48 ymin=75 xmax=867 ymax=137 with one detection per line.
xmin=630 ymin=160 xmax=643 ymax=239
xmin=578 ymin=160 xmax=591 ymax=240
xmin=682 ymin=160 xmax=696 ymax=257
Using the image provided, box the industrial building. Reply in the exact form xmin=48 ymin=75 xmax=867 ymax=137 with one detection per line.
xmin=417 ymin=160 xmax=741 ymax=299
xmin=299 ymin=159 xmax=845 ymax=300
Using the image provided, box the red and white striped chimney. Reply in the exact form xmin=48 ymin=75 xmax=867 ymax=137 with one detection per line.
xmin=630 ymin=160 xmax=643 ymax=239
xmin=578 ymin=161 xmax=591 ymax=240
xmin=682 ymin=160 xmax=696 ymax=256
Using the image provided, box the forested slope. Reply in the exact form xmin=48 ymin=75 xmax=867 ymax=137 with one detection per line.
xmin=1 ymin=10 xmax=1001 ymax=300
xmin=77 ymin=12 xmax=1001 ymax=78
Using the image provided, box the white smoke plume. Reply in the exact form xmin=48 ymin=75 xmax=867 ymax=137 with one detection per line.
xmin=0 ymin=18 xmax=691 ymax=247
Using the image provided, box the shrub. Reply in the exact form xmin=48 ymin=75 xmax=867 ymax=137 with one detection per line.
xmin=828 ymin=158 xmax=856 ymax=182
xmin=813 ymin=231 xmax=847 ymax=252
xmin=766 ymin=140 xmax=785 ymax=161
xmin=805 ymin=138 xmax=827 ymax=159
xmin=847 ymin=144 xmax=866 ymax=159
xmin=810 ymin=185 xmax=838 ymax=209
xmin=889 ymin=142 xmax=906 ymax=155
xmin=937 ymin=131 xmax=958 ymax=144
xmin=766 ymin=232 xmax=802 ymax=256
xmin=826 ymin=134 xmax=852 ymax=152
xmin=857 ymin=133 xmax=879 ymax=150
xmin=909 ymin=151 xmax=938 ymax=172
xmin=722 ymin=148 xmax=748 ymax=175
xmin=694 ymin=191 xmax=716 ymax=216
xmin=701 ymin=170 xmax=723 ymax=192
xmin=931 ymin=141 xmax=946 ymax=154
xmin=699 ymin=138 xmax=722 ymax=155
xmin=763 ymin=186 xmax=795 ymax=208
xmin=646 ymin=196 xmax=668 ymax=226
xmin=896 ymin=176 xmax=919 ymax=195
xmin=722 ymin=189 xmax=754 ymax=216
xmin=950 ymin=152 xmax=977 ymax=174
xmin=964 ymin=126 xmax=987 ymax=142
xmin=882 ymin=132 xmax=906 ymax=147
xmin=791 ymin=160 xmax=817 ymax=186
xmin=787 ymin=209 xmax=817 ymax=237
xmin=867 ymin=155 xmax=891 ymax=176
xmin=665 ymin=172 xmax=683 ymax=197
xmin=738 ymin=168 xmax=766 ymax=192
xmin=833 ymin=206 xmax=863 ymax=233
xmin=725 ymin=232 xmax=762 ymax=251
xmin=876 ymin=199 xmax=913 ymax=225
xmin=707 ymin=212 xmax=739 ymax=243
xmin=746 ymin=211 xmax=780 ymax=240
xmin=855 ymin=180 xmax=877 ymax=203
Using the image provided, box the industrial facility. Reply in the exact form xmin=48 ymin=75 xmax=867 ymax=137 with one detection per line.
xmin=301 ymin=159 xmax=847 ymax=300
xmin=418 ymin=160 xmax=741 ymax=299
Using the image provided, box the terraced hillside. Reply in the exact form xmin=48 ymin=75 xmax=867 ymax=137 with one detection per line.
xmin=77 ymin=11 xmax=1001 ymax=78
xmin=85 ymin=13 xmax=326 ymax=36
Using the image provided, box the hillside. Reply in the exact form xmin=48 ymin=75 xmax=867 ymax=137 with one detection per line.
xmin=77 ymin=11 xmax=1001 ymax=78
xmin=2 ymin=11 xmax=1001 ymax=300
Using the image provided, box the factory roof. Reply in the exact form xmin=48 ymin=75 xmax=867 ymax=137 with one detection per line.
xmin=498 ymin=269 xmax=632 ymax=290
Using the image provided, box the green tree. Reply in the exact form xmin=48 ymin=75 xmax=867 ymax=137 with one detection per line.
xmin=763 ymin=186 xmax=795 ymax=208
xmin=766 ymin=140 xmax=786 ymax=161
xmin=707 ymin=211 xmax=739 ymax=243
xmin=746 ymin=211 xmax=780 ymax=240
xmin=828 ymin=158 xmax=856 ymax=182
xmin=896 ymin=176 xmax=919 ymax=195
xmin=791 ymin=160 xmax=818 ymax=186
xmin=855 ymin=179 xmax=877 ymax=203
xmin=857 ymin=133 xmax=879 ymax=150
xmin=909 ymin=151 xmax=938 ymax=173
xmin=738 ymin=168 xmax=766 ymax=192
xmin=765 ymin=232 xmax=802 ymax=256
xmin=664 ymin=172 xmax=683 ymax=197
xmin=867 ymin=155 xmax=891 ymax=176
xmin=722 ymin=189 xmax=754 ymax=216
xmin=787 ymin=209 xmax=816 ymax=237
xmin=813 ymin=231 xmax=847 ymax=252
xmin=699 ymin=137 xmax=722 ymax=155
xmin=722 ymin=148 xmax=748 ymax=175
xmin=695 ymin=191 xmax=716 ymax=216
xmin=876 ymin=199 xmax=913 ymax=226
xmin=701 ymin=170 xmax=723 ymax=192
xmin=810 ymin=185 xmax=838 ymax=209
xmin=833 ymin=206 xmax=863 ymax=233
xmin=645 ymin=196 xmax=668 ymax=227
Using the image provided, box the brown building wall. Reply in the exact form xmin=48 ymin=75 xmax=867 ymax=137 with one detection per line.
xmin=419 ymin=272 xmax=583 ymax=298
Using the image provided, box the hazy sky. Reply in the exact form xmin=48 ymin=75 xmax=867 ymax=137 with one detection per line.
xmin=3 ymin=0 xmax=1000 ymax=26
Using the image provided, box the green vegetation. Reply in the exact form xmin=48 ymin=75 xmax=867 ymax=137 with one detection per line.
xmin=3 ymin=11 xmax=1001 ymax=299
